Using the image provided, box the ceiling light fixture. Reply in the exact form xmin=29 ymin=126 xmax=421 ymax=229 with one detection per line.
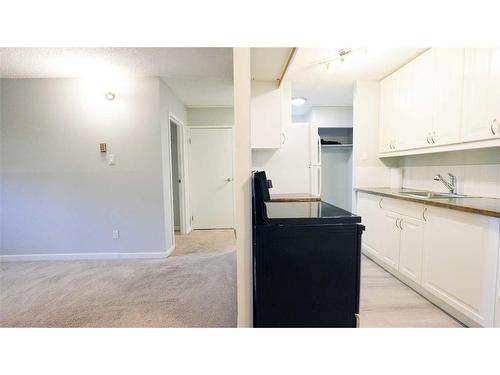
xmin=321 ymin=48 xmax=364 ymax=74
xmin=291 ymin=97 xmax=307 ymax=106
xmin=104 ymin=91 xmax=116 ymax=101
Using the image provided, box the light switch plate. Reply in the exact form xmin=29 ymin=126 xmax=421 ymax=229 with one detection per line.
xmin=108 ymin=154 xmax=115 ymax=166
xmin=112 ymin=229 xmax=119 ymax=240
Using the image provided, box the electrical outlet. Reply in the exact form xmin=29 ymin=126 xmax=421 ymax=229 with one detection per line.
xmin=112 ymin=229 xmax=120 ymax=240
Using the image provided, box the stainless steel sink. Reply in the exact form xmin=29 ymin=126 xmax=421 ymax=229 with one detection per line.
xmin=398 ymin=191 xmax=469 ymax=199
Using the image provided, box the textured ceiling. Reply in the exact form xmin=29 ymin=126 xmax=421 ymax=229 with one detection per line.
xmin=0 ymin=47 xmax=234 ymax=106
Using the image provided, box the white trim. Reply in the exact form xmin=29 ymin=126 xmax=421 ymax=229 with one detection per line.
xmin=169 ymin=113 xmax=190 ymax=235
xmin=0 ymin=247 xmax=174 ymax=262
xmin=379 ymin=137 xmax=500 ymax=158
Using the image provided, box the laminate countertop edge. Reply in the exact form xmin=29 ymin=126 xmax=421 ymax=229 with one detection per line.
xmin=354 ymin=188 xmax=500 ymax=219
xmin=270 ymin=194 xmax=321 ymax=202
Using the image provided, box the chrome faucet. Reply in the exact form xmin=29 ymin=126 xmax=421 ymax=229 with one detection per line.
xmin=433 ymin=173 xmax=457 ymax=194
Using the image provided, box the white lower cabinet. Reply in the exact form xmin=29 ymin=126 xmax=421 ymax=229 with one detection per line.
xmin=380 ymin=211 xmax=401 ymax=271
xmin=356 ymin=192 xmax=384 ymax=259
xmin=398 ymin=216 xmax=424 ymax=284
xmin=357 ymin=191 xmax=500 ymax=327
xmin=496 ymin=246 xmax=500 ymax=327
xmin=422 ymin=206 xmax=499 ymax=327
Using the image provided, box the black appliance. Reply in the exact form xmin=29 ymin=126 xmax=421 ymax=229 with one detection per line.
xmin=252 ymin=171 xmax=364 ymax=328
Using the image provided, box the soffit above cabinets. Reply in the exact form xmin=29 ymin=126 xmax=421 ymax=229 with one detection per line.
xmin=251 ymin=48 xmax=295 ymax=82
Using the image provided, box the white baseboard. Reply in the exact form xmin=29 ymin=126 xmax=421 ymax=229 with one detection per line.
xmin=0 ymin=245 xmax=176 ymax=262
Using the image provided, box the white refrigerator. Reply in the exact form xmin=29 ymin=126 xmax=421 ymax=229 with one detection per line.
xmin=252 ymin=122 xmax=321 ymax=196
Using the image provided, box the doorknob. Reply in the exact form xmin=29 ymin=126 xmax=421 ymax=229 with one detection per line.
xmin=225 ymin=178 xmax=232 ymax=182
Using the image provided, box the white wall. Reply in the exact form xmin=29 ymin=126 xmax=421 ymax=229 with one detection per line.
xmin=1 ymin=77 xmax=186 ymax=257
xmin=399 ymin=148 xmax=500 ymax=198
xmin=310 ymin=106 xmax=353 ymax=127
xmin=352 ymin=81 xmax=398 ymax=193
xmin=293 ymin=106 xmax=353 ymax=127
xmin=321 ymin=148 xmax=353 ymax=210
xmin=187 ymin=107 xmax=234 ymax=126
xmin=233 ymin=48 xmax=253 ymax=327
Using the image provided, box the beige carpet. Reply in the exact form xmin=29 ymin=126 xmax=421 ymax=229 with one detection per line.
xmin=0 ymin=230 xmax=236 ymax=328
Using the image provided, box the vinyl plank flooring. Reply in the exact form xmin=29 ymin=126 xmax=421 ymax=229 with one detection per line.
xmin=359 ymin=255 xmax=464 ymax=328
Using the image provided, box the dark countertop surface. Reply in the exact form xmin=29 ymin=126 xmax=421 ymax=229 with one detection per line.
xmin=355 ymin=187 xmax=500 ymax=218
xmin=264 ymin=201 xmax=361 ymax=224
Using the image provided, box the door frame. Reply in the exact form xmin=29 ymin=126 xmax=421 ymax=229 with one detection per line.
xmin=168 ymin=113 xmax=190 ymax=238
xmin=188 ymin=125 xmax=235 ymax=229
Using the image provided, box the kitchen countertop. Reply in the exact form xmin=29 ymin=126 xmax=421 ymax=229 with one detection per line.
xmin=355 ymin=187 xmax=500 ymax=218
xmin=270 ymin=193 xmax=321 ymax=202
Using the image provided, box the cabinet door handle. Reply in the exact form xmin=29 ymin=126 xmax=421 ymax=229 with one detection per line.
xmin=379 ymin=198 xmax=383 ymax=208
xmin=281 ymin=132 xmax=286 ymax=145
xmin=395 ymin=218 xmax=399 ymax=229
xmin=431 ymin=131 xmax=436 ymax=144
xmin=426 ymin=134 xmax=431 ymax=144
xmin=422 ymin=207 xmax=427 ymax=221
xmin=399 ymin=219 xmax=403 ymax=230
xmin=491 ymin=119 xmax=498 ymax=135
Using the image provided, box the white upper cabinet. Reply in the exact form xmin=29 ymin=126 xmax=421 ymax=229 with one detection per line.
xmin=251 ymin=81 xmax=283 ymax=149
xmin=432 ymin=48 xmax=464 ymax=145
xmin=462 ymin=48 xmax=500 ymax=142
xmin=403 ymin=49 xmax=435 ymax=150
xmin=379 ymin=72 xmax=399 ymax=152
xmin=379 ymin=48 xmax=500 ymax=155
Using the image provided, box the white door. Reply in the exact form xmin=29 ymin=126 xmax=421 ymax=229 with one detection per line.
xmin=189 ymin=127 xmax=234 ymax=229
xmin=398 ymin=215 xmax=424 ymax=284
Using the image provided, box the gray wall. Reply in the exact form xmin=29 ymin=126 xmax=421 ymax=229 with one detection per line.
xmin=187 ymin=107 xmax=234 ymax=126
xmin=0 ymin=77 xmax=184 ymax=256
xmin=160 ymin=79 xmax=187 ymax=243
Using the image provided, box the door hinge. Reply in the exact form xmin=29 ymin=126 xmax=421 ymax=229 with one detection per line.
xmin=188 ymin=138 xmax=192 ymax=144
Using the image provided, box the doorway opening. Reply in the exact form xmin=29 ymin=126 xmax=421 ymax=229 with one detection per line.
xmin=170 ymin=120 xmax=181 ymax=232
xmin=167 ymin=113 xmax=190 ymax=246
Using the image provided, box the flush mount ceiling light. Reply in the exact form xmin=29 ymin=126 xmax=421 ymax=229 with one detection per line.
xmin=104 ymin=91 xmax=116 ymax=101
xmin=291 ymin=97 xmax=307 ymax=106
